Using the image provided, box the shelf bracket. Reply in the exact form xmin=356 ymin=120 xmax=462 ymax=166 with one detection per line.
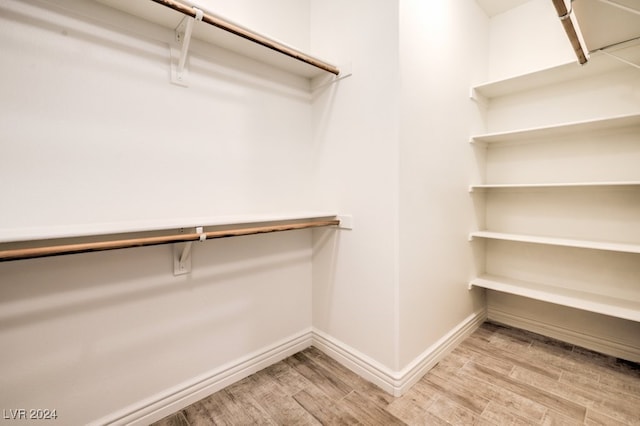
xmin=336 ymin=214 xmax=354 ymax=230
xmin=469 ymin=87 xmax=488 ymax=107
xmin=170 ymin=7 xmax=204 ymax=87
xmin=311 ymin=62 xmax=353 ymax=92
xmin=173 ymin=242 xmax=192 ymax=275
xmin=173 ymin=226 xmax=205 ymax=276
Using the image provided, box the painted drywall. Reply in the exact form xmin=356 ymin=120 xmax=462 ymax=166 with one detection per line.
xmin=487 ymin=292 xmax=640 ymax=362
xmin=1 ymin=0 xmax=315 ymax=230
xmin=309 ymin=0 xmax=489 ymax=373
xmin=397 ymin=0 xmax=488 ymax=368
xmin=487 ymin=0 xmax=574 ymax=81
xmin=0 ymin=0 xmax=316 ymax=423
xmin=192 ymin=0 xmax=310 ymax=51
xmin=309 ymin=0 xmax=401 ymax=369
xmin=486 ymin=67 xmax=640 ymax=133
xmin=0 ymin=232 xmax=314 ymax=424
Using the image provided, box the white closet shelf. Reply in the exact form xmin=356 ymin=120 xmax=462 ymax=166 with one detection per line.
xmin=0 ymin=212 xmax=343 ymax=262
xmin=469 ymin=231 xmax=640 ymax=254
xmin=471 ymin=49 xmax=639 ymax=100
xmin=95 ymin=0 xmax=340 ymax=79
xmin=470 ymin=113 xmax=640 ymax=145
xmin=0 ymin=212 xmax=338 ymax=243
xmin=469 ymin=181 xmax=640 ymax=192
xmin=469 ymin=274 xmax=640 ymax=322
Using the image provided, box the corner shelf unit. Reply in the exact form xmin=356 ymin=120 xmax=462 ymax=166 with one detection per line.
xmin=469 ymin=56 xmax=640 ymax=323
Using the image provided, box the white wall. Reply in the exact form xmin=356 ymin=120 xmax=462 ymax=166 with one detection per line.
xmin=1 ymin=0 xmax=314 ymax=229
xmin=192 ymin=0 xmax=310 ymax=51
xmin=310 ymin=0 xmax=489 ymax=375
xmin=487 ymin=0 xmax=574 ymax=81
xmin=397 ymin=0 xmax=488 ymax=368
xmin=309 ymin=0 xmax=401 ymax=369
xmin=0 ymin=232 xmax=313 ymax=424
xmin=0 ymin=0 xmax=316 ymax=423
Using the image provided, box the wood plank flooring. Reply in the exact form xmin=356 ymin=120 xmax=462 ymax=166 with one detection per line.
xmin=152 ymin=322 xmax=640 ymax=425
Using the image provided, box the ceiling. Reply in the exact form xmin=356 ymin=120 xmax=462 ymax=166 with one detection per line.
xmin=476 ymin=0 xmax=530 ymax=17
xmin=476 ymin=0 xmax=640 ymax=64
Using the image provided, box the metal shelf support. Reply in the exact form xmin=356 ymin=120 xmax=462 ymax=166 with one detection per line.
xmin=170 ymin=7 xmax=203 ymax=86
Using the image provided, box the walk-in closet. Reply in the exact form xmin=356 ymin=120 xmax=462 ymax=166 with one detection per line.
xmin=1 ymin=0 xmax=638 ymax=424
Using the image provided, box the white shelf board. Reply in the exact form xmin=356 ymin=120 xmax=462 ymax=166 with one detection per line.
xmin=469 ymin=231 xmax=640 ymax=254
xmin=470 ymin=113 xmax=640 ymax=145
xmin=470 ymin=274 xmax=640 ymax=322
xmin=471 ymin=50 xmax=636 ymax=100
xmin=573 ymin=0 xmax=640 ymax=53
xmin=0 ymin=212 xmax=338 ymax=243
xmin=469 ymin=181 xmax=640 ymax=192
xmin=95 ymin=0 xmax=339 ymax=79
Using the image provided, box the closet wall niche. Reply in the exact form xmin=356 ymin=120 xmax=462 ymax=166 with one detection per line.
xmin=469 ymin=0 xmax=640 ymax=361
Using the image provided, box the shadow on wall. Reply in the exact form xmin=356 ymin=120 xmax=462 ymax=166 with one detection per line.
xmin=311 ymin=226 xmax=342 ymax=327
xmin=4 ymin=0 xmax=312 ymax=101
xmin=0 ymin=230 xmax=312 ymax=330
xmin=2 ymin=1 xmax=168 ymax=79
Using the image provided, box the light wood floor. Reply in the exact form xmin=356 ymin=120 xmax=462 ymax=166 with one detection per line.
xmin=153 ymin=322 xmax=640 ymax=425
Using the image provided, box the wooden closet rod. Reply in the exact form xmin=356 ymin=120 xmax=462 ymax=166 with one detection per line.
xmin=0 ymin=219 xmax=340 ymax=262
xmin=551 ymin=0 xmax=588 ymax=65
xmin=150 ymin=0 xmax=340 ymax=76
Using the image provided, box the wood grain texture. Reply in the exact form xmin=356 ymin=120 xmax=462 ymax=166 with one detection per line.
xmin=153 ymin=322 xmax=640 ymax=425
xmin=0 ymin=220 xmax=339 ymax=262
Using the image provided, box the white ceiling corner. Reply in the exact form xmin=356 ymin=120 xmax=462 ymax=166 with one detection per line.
xmin=476 ymin=0 xmax=531 ymax=17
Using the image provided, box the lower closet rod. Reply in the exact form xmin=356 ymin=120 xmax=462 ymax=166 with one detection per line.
xmin=0 ymin=219 xmax=340 ymax=262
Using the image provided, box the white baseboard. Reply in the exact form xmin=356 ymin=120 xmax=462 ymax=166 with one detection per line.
xmin=92 ymin=329 xmax=313 ymax=426
xmin=393 ymin=309 xmax=487 ymax=396
xmin=311 ymin=328 xmax=399 ymax=395
xmin=488 ymin=307 xmax=640 ymax=363
xmin=313 ymin=309 xmax=487 ymax=396
xmin=93 ymin=310 xmax=487 ymax=424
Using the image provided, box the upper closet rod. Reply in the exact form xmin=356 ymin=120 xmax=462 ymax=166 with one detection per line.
xmin=0 ymin=219 xmax=340 ymax=262
xmin=551 ymin=0 xmax=589 ymax=64
xmin=151 ymin=0 xmax=340 ymax=76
